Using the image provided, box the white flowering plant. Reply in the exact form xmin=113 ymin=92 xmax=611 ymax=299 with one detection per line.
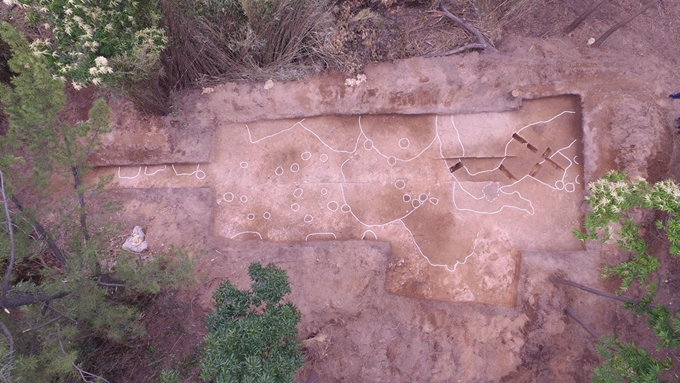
xmin=576 ymin=171 xmax=680 ymax=294
xmin=3 ymin=0 xmax=166 ymax=89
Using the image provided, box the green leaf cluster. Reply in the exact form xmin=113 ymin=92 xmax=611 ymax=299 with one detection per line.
xmin=201 ymin=263 xmax=303 ymax=383
xmin=593 ymin=335 xmax=672 ymax=383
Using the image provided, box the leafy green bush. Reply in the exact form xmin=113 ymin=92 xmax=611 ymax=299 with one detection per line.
xmin=201 ymin=262 xmax=303 ymax=383
xmin=3 ymin=0 xmax=166 ymax=89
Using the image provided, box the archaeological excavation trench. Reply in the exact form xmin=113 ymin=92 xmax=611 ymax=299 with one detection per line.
xmin=92 ymin=94 xmax=584 ymax=307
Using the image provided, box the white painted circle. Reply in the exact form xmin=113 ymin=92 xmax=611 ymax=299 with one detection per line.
xmin=223 ymin=192 xmax=234 ymax=202
xmin=555 ymin=180 xmax=564 ymax=190
xmin=263 ymin=212 xmax=271 ymax=220
xmin=341 ymin=204 xmax=351 ymax=213
xmin=429 ymin=197 xmax=439 ymax=205
xmin=395 ymin=179 xmax=406 ymax=190
xmin=398 ymin=138 xmax=410 ymax=149
xmin=196 ymin=170 xmax=206 ymax=180
xmin=304 ymin=214 xmax=314 ymax=223
xmin=388 ymin=156 xmax=397 ymax=166
xmin=364 ymin=139 xmax=374 ymax=150
xmin=291 ymin=203 xmax=300 ymax=212
xmin=402 ymin=194 xmax=411 ymax=203
xmin=275 ymin=166 xmax=284 ymax=176
xmin=240 ymin=162 xmax=248 ymax=168
xmin=247 ymin=213 xmax=255 ymax=221
xmin=321 ymin=188 xmax=328 ymax=196
xmin=319 ymin=154 xmax=329 ymax=163
xmin=327 ymin=201 xmax=339 ymax=212
xmin=412 ymin=199 xmax=422 ymax=208
xmin=419 ymin=193 xmax=428 ymax=202
xmin=290 ymin=163 xmax=300 ymax=172
xmin=301 ymin=152 xmax=312 ymax=161
xmin=240 ymin=195 xmax=248 ymax=203
xmin=293 ymin=188 xmax=304 ymax=198
xmin=573 ymin=156 xmax=579 ymax=165
xmin=565 ymin=182 xmax=576 ymax=193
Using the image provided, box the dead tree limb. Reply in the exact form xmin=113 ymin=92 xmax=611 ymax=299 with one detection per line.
xmin=549 ymin=275 xmax=680 ymax=311
xmin=0 ymin=169 xmax=15 ymax=304
xmin=592 ymin=0 xmax=661 ymax=48
xmin=9 ymin=195 xmax=68 ymax=269
xmin=0 ymin=291 xmax=70 ymax=310
xmin=424 ymin=1 xmax=497 ymax=58
xmin=563 ymin=0 xmax=608 ymax=34
xmin=564 ymin=306 xmax=599 ymax=338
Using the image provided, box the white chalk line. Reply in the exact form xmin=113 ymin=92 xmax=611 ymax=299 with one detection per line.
xmin=306 ymin=232 xmax=337 ymax=241
xmin=231 ymin=231 xmax=263 ymax=240
xmin=224 ymin=110 xmax=581 ymax=273
xmin=117 ymin=164 xmax=205 ymax=180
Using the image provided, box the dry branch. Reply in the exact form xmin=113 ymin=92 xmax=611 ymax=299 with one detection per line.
xmin=592 ymin=0 xmax=661 ymax=48
xmin=10 ymin=195 xmax=68 ymax=268
xmin=563 ymin=0 xmax=608 ymax=34
xmin=564 ymin=306 xmax=599 ymax=338
xmin=0 ymin=169 xmax=15 ymax=304
xmin=424 ymin=1 xmax=496 ymax=58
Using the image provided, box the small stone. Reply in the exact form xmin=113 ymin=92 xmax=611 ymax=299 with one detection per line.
xmin=264 ymin=79 xmax=274 ymax=90
xmin=122 ymin=226 xmax=148 ymax=253
xmin=587 ymin=37 xmax=596 ymax=46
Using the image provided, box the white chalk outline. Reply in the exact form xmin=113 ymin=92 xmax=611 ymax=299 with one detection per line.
xmin=362 ymin=230 xmax=378 ymax=240
xmin=305 ymin=232 xmax=337 ymax=241
xmin=231 ymin=231 xmax=263 ymax=240
xmin=225 ymin=109 xmax=582 ymax=273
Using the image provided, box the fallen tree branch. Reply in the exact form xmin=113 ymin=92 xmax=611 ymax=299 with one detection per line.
xmin=549 ymin=275 xmax=680 ymax=311
xmin=424 ymin=1 xmax=496 ymax=58
xmin=565 ymin=306 xmax=599 ymax=338
xmin=0 ymin=170 xmax=16 ymax=304
xmin=563 ymin=0 xmax=608 ymax=34
xmin=592 ymin=0 xmax=661 ymax=48
xmin=0 ymin=291 xmax=70 ymax=310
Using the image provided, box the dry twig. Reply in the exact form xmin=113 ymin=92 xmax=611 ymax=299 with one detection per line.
xmin=563 ymin=0 xmax=608 ymax=34
xmin=424 ymin=1 xmax=496 ymax=58
xmin=592 ymin=0 xmax=661 ymax=48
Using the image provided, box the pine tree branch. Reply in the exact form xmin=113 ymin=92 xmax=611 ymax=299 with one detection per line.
xmin=424 ymin=1 xmax=496 ymax=58
xmin=0 ymin=169 xmax=15 ymax=304
xmin=9 ymin=195 xmax=68 ymax=269
xmin=0 ymin=291 xmax=70 ymax=309
xmin=0 ymin=319 xmax=14 ymax=356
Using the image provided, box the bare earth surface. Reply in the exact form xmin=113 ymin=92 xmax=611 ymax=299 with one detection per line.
xmin=85 ymin=1 xmax=680 ymax=381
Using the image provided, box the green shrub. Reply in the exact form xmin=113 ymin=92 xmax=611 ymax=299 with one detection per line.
xmin=201 ymin=262 xmax=303 ymax=383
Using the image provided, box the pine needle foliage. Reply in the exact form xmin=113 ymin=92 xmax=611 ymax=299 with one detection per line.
xmin=201 ymin=263 xmax=303 ymax=383
xmin=0 ymin=23 xmax=192 ymax=381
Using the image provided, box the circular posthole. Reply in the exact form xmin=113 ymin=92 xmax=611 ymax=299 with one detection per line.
xmin=411 ymin=199 xmax=422 ymax=208
xmin=321 ymin=188 xmax=328 ymax=196
xmin=364 ymin=139 xmax=374 ymax=150
xmin=293 ymin=188 xmax=304 ymax=198
xmin=565 ymin=182 xmax=576 ymax=193
xmin=275 ymin=166 xmax=284 ymax=176
xmin=222 ymin=192 xmax=234 ymax=202
xmin=387 ymin=156 xmax=397 ymax=166
xmin=395 ymin=179 xmax=406 ymax=190
xmin=398 ymin=138 xmax=410 ymax=149
xmin=301 ymin=152 xmax=312 ymax=161
xmin=304 ymin=214 xmax=314 ymax=223
xmin=240 ymin=161 xmax=248 ymax=168
xmin=555 ymin=180 xmax=564 ymax=190
xmin=429 ymin=197 xmax=439 ymax=205
xmin=290 ymin=163 xmax=300 ymax=172
xmin=196 ymin=170 xmax=207 ymax=180
xmin=319 ymin=154 xmax=329 ymax=163
xmin=419 ymin=193 xmax=428 ymax=202
xmin=402 ymin=194 xmax=411 ymax=203
xmin=263 ymin=211 xmax=272 ymax=220
xmin=340 ymin=204 xmax=351 ymax=213
xmin=247 ymin=213 xmax=255 ymax=221
xmin=327 ymin=201 xmax=339 ymax=212
xmin=240 ymin=195 xmax=248 ymax=203
xmin=291 ymin=203 xmax=300 ymax=212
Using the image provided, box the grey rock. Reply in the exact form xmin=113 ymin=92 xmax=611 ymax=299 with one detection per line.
xmin=122 ymin=226 xmax=148 ymax=253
